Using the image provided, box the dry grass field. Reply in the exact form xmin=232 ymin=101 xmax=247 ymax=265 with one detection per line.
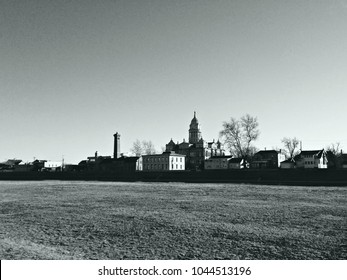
xmin=0 ymin=181 xmax=346 ymax=260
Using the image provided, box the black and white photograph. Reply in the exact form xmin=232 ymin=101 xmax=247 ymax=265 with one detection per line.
xmin=0 ymin=0 xmax=346 ymax=276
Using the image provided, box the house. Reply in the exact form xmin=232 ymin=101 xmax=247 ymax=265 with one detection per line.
xmin=43 ymin=161 xmax=63 ymax=171
xmin=228 ymin=158 xmax=248 ymax=169
xmin=63 ymin=164 xmax=79 ymax=172
xmin=205 ymin=155 xmax=233 ymax=170
xmin=295 ymin=149 xmax=328 ymax=169
xmin=280 ymin=158 xmax=295 ymax=169
xmin=31 ymin=160 xmax=47 ymax=171
xmin=142 ymin=151 xmax=185 ymax=171
xmin=0 ymin=159 xmax=22 ymax=171
xmin=251 ymin=150 xmax=285 ymax=168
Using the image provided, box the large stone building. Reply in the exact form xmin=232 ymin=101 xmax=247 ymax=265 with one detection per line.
xmin=165 ymin=112 xmax=225 ymax=170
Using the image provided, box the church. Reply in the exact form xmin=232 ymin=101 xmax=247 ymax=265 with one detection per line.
xmin=165 ymin=112 xmax=225 ymax=170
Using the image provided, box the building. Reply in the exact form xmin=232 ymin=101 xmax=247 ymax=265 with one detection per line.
xmin=251 ymin=150 xmax=285 ymax=168
xmin=0 ymin=159 xmax=22 ymax=171
xmin=31 ymin=160 xmax=47 ymax=171
xmin=99 ymin=155 xmax=140 ymax=173
xmin=165 ymin=112 xmax=225 ymax=170
xmin=142 ymin=151 xmax=185 ymax=171
xmin=78 ymin=134 xmax=141 ymax=173
xmin=280 ymin=158 xmax=296 ymax=169
xmin=13 ymin=163 xmax=32 ymax=172
xmin=295 ymin=149 xmax=328 ymax=169
xmin=43 ymin=161 xmax=63 ymax=171
xmin=205 ymin=156 xmax=233 ymax=170
xmin=78 ymin=151 xmax=111 ymax=171
xmin=228 ymin=158 xmax=248 ymax=169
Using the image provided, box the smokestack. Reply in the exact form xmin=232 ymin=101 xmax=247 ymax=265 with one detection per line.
xmin=113 ymin=133 xmax=120 ymax=159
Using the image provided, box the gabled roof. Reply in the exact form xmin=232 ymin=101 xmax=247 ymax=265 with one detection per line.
xmin=0 ymin=159 xmax=22 ymax=166
xmin=299 ymin=149 xmax=325 ymax=158
xmin=299 ymin=150 xmax=322 ymax=155
xmin=255 ymin=150 xmax=281 ymax=155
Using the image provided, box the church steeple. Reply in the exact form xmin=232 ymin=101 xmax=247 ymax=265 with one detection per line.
xmin=189 ymin=111 xmax=201 ymax=144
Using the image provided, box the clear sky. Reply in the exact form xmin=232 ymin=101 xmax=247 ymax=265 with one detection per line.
xmin=1 ymin=0 xmax=346 ymax=164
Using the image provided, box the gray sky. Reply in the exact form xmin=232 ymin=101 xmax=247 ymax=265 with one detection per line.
xmin=1 ymin=0 xmax=347 ymax=163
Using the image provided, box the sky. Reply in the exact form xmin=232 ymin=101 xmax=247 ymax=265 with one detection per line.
xmin=1 ymin=0 xmax=347 ymax=164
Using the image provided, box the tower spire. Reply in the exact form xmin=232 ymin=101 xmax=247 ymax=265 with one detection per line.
xmin=189 ymin=111 xmax=201 ymax=144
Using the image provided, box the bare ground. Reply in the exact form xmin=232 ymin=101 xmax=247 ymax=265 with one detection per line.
xmin=0 ymin=181 xmax=346 ymax=259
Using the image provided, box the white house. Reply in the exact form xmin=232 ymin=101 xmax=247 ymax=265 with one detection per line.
xmin=142 ymin=151 xmax=185 ymax=171
xmin=295 ymin=149 xmax=328 ymax=169
xmin=43 ymin=161 xmax=63 ymax=171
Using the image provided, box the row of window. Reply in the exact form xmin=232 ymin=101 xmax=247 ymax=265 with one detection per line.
xmin=304 ymin=155 xmax=314 ymax=159
xmin=143 ymin=164 xmax=184 ymax=170
xmin=144 ymin=156 xmax=184 ymax=163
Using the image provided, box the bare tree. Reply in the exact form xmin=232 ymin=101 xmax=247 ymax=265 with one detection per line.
xmin=130 ymin=139 xmax=143 ymax=156
xmin=281 ymin=137 xmax=300 ymax=159
xmin=326 ymin=142 xmax=341 ymax=156
xmin=326 ymin=142 xmax=342 ymax=168
xmin=219 ymin=114 xmax=259 ymax=158
xmin=142 ymin=140 xmax=156 ymax=155
xmin=130 ymin=140 xmax=157 ymax=156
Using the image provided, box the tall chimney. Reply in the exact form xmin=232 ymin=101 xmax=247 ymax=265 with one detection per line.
xmin=113 ymin=133 xmax=120 ymax=159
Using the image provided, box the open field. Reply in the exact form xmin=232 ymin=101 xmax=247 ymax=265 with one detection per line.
xmin=0 ymin=181 xmax=346 ymax=259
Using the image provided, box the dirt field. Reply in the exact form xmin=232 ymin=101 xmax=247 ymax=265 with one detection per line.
xmin=0 ymin=181 xmax=346 ymax=259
